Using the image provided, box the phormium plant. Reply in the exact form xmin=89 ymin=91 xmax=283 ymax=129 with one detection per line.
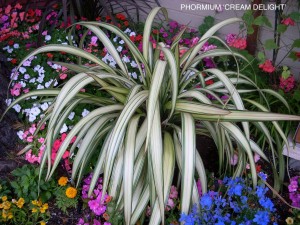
xmin=3 ymin=7 xmax=300 ymax=225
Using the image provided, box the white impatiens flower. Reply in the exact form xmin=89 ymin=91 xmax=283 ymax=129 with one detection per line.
xmin=68 ymin=111 xmax=75 ymax=120
xmin=30 ymin=106 xmax=41 ymax=116
xmin=29 ymin=78 xmax=36 ymax=83
xmin=37 ymin=75 xmax=44 ymax=83
xmin=117 ymin=46 xmax=123 ymax=52
xmin=5 ymin=99 xmax=12 ymax=106
xmin=31 ymin=96 xmax=38 ymax=99
xmin=131 ymin=72 xmax=138 ymax=79
xmin=23 ymin=60 xmax=31 ymax=67
xmin=45 ymin=79 xmax=53 ymax=88
xmin=19 ymin=67 xmax=26 ymax=74
xmin=12 ymin=104 xmax=21 ymax=113
xmin=28 ymin=114 xmax=37 ymax=122
xmin=51 ymin=63 xmax=61 ymax=70
xmin=17 ymin=130 xmax=24 ymax=140
xmin=37 ymin=84 xmax=44 ymax=90
xmin=82 ymin=109 xmax=90 ymax=117
xmin=119 ymin=40 xmax=125 ymax=45
xmin=124 ymin=28 xmax=131 ymax=34
xmin=13 ymin=43 xmax=19 ymax=49
xmin=40 ymin=102 xmax=49 ymax=111
xmin=60 ymin=123 xmax=68 ymax=134
xmin=19 ymin=81 xmax=26 ymax=87
xmin=129 ymin=31 xmax=136 ymax=36
xmin=122 ymin=55 xmax=130 ymax=63
xmin=113 ymin=36 xmax=119 ymax=42
xmin=45 ymin=35 xmax=51 ymax=41
xmin=130 ymin=61 xmax=138 ymax=68
xmin=24 ymin=74 xmax=30 ymax=80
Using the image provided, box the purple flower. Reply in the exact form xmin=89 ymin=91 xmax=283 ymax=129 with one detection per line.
xmin=288 ymin=180 xmax=298 ymax=192
xmin=169 ymin=21 xmax=178 ymax=29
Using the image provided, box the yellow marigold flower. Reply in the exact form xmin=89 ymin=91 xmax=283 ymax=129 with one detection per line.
xmin=2 ymin=210 xmax=7 ymax=219
xmin=32 ymin=200 xmax=38 ymax=205
xmin=58 ymin=176 xmax=68 ymax=186
xmin=65 ymin=187 xmax=77 ymax=198
xmin=3 ymin=201 xmax=11 ymax=210
xmin=286 ymin=217 xmax=294 ymax=225
xmin=42 ymin=203 xmax=48 ymax=210
xmin=40 ymin=207 xmax=46 ymax=214
xmin=16 ymin=198 xmax=25 ymax=208
xmin=1 ymin=196 xmax=7 ymax=201
xmin=8 ymin=211 xmax=13 ymax=219
xmin=40 ymin=221 xmax=46 ymax=225
xmin=32 ymin=207 xmax=38 ymax=213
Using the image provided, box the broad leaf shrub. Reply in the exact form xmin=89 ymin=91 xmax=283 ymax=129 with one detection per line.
xmin=3 ymin=6 xmax=300 ymax=224
xmin=180 ymin=174 xmax=279 ymax=225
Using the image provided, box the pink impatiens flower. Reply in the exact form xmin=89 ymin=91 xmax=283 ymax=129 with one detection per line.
xmin=281 ymin=17 xmax=295 ymax=26
xmin=259 ymin=59 xmax=275 ymax=73
xmin=10 ymin=83 xmax=22 ymax=96
xmin=279 ymin=75 xmax=295 ymax=92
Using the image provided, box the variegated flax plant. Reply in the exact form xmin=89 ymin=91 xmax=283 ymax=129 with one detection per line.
xmin=2 ymin=7 xmax=300 ymax=225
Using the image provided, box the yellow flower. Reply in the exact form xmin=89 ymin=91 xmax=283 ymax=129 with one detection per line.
xmin=8 ymin=211 xmax=13 ymax=219
xmin=40 ymin=221 xmax=46 ymax=225
xmin=31 ymin=200 xmax=38 ymax=205
xmin=40 ymin=207 xmax=46 ymax=214
xmin=2 ymin=201 xmax=11 ymax=210
xmin=58 ymin=176 xmax=68 ymax=186
xmin=65 ymin=187 xmax=77 ymax=198
xmin=2 ymin=210 xmax=7 ymax=219
xmin=42 ymin=203 xmax=48 ymax=210
xmin=16 ymin=198 xmax=25 ymax=208
xmin=1 ymin=196 xmax=7 ymax=201
xmin=286 ymin=217 xmax=294 ymax=225
xmin=32 ymin=207 xmax=38 ymax=213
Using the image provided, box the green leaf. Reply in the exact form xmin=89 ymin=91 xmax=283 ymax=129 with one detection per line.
xmin=294 ymin=90 xmax=300 ymax=101
xmin=288 ymin=51 xmax=298 ymax=61
xmin=277 ymin=24 xmax=287 ymax=33
xmin=257 ymin=52 xmax=265 ymax=62
xmin=242 ymin=10 xmax=254 ymax=25
xmin=292 ymin=39 xmax=300 ymax=48
xmin=264 ymin=39 xmax=278 ymax=50
xmin=290 ymin=12 xmax=300 ymax=21
xmin=253 ymin=16 xmax=272 ymax=27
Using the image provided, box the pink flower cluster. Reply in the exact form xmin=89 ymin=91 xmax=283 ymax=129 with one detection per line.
xmin=165 ymin=185 xmax=178 ymax=211
xmin=288 ymin=176 xmax=300 ymax=207
xmin=279 ymin=75 xmax=295 ymax=92
xmin=259 ymin=59 xmax=275 ymax=73
xmin=51 ymin=133 xmax=76 ymax=171
xmin=225 ymin=33 xmax=247 ymax=50
xmin=10 ymin=82 xmax=22 ymax=96
xmin=78 ymin=174 xmax=111 ymax=225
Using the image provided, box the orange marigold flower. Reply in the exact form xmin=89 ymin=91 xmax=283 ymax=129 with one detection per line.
xmin=16 ymin=198 xmax=25 ymax=208
xmin=58 ymin=176 xmax=68 ymax=186
xmin=103 ymin=212 xmax=110 ymax=221
xmin=1 ymin=196 xmax=7 ymax=201
xmin=40 ymin=221 xmax=46 ymax=225
xmin=66 ymin=187 xmax=77 ymax=198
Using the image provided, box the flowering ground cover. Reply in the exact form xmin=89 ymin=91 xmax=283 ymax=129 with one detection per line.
xmin=1 ymin=2 xmax=300 ymax=225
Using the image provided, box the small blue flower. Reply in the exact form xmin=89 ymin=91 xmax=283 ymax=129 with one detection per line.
xmin=200 ymin=194 xmax=213 ymax=210
xmin=179 ymin=213 xmax=196 ymax=225
xmin=258 ymin=172 xmax=268 ymax=181
xmin=259 ymin=197 xmax=274 ymax=212
xmin=253 ymin=210 xmax=270 ymax=225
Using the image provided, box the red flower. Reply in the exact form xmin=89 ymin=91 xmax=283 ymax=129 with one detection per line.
xmin=95 ymin=17 xmax=101 ymax=21
xmin=255 ymin=164 xmax=261 ymax=173
xmin=152 ymin=29 xmax=159 ymax=35
xmin=259 ymin=59 xmax=275 ymax=73
xmin=52 ymin=3 xmax=58 ymax=9
xmin=46 ymin=53 xmax=53 ymax=58
xmin=27 ymin=9 xmax=35 ymax=17
xmin=124 ymin=21 xmax=129 ymax=27
xmin=136 ymin=34 xmax=143 ymax=42
xmin=105 ymin=15 xmax=111 ymax=21
xmin=205 ymin=79 xmax=214 ymax=85
xmin=296 ymin=52 xmax=300 ymax=60
xmin=11 ymin=59 xmax=17 ymax=64
xmin=60 ymin=51 xmax=66 ymax=55
xmin=116 ymin=13 xmax=126 ymax=21
xmin=281 ymin=17 xmax=295 ymax=26
xmin=130 ymin=36 xmax=135 ymax=42
xmin=8 ymin=40 xmax=14 ymax=46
